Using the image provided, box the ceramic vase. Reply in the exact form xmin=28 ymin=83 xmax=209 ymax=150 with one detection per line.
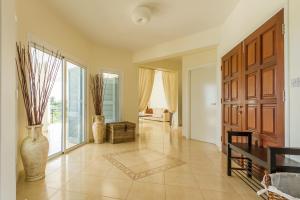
xmin=92 ymin=115 xmax=105 ymax=143
xmin=20 ymin=125 xmax=49 ymax=182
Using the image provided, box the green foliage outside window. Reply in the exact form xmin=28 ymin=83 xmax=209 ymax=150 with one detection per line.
xmin=50 ymin=97 xmax=62 ymax=123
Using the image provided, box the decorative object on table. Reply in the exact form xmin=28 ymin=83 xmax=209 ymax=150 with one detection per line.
xmin=258 ymin=171 xmax=300 ymax=200
xmin=106 ymin=121 xmax=136 ymax=144
xmin=163 ymin=109 xmax=170 ymax=122
xmin=145 ymin=106 xmax=153 ymax=114
xmin=90 ymin=73 xmax=105 ymax=144
xmin=16 ymin=43 xmax=62 ymax=181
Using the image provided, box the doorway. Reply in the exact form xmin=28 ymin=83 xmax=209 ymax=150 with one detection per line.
xmin=190 ymin=66 xmax=217 ymax=143
xmin=37 ymin=47 xmax=86 ymax=157
xmin=103 ymin=72 xmax=120 ymax=123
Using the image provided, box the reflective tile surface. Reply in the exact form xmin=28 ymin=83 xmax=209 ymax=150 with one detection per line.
xmin=17 ymin=120 xmax=260 ymax=200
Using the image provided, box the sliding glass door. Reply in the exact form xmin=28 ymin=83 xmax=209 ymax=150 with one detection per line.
xmin=32 ymin=46 xmax=86 ymax=157
xmin=40 ymin=50 xmax=63 ymax=157
xmin=66 ymin=61 xmax=85 ymax=149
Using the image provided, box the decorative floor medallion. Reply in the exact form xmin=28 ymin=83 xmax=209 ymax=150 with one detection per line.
xmin=103 ymin=148 xmax=185 ymax=180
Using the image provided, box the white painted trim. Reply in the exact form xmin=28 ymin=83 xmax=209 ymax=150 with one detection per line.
xmin=0 ymin=0 xmax=17 ymax=198
xmin=182 ymin=62 xmax=216 ymax=140
xmin=283 ymin=2 xmax=290 ymax=148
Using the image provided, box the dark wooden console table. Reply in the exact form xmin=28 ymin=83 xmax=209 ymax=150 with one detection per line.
xmin=227 ymin=131 xmax=300 ymax=198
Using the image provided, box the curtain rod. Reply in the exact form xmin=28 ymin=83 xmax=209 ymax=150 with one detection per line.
xmin=139 ymin=66 xmax=176 ymax=73
xmin=29 ymin=42 xmax=65 ymax=58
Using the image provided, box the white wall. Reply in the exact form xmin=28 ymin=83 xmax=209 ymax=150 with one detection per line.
xmin=133 ymin=27 xmax=220 ymax=63
xmin=0 ymin=0 xmax=17 ymax=199
xmin=216 ymin=0 xmax=287 ymax=148
xmin=90 ymin=44 xmax=138 ymax=134
xmin=289 ymin=0 xmax=300 ymax=161
xmin=182 ymin=48 xmax=217 ymax=138
xmin=190 ymin=66 xmax=217 ymax=143
xmin=16 ymin=0 xmax=137 ymax=176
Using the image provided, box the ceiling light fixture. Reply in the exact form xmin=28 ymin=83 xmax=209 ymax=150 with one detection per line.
xmin=131 ymin=6 xmax=152 ymax=25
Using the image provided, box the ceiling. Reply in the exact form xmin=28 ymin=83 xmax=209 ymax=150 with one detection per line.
xmin=44 ymin=0 xmax=239 ymax=51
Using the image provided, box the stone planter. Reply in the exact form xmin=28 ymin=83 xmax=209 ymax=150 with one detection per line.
xmin=20 ymin=125 xmax=49 ymax=182
xmin=92 ymin=115 xmax=105 ymax=143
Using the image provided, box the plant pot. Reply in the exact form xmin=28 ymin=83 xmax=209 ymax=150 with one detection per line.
xmin=20 ymin=125 xmax=49 ymax=182
xmin=92 ymin=115 xmax=105 ymax=144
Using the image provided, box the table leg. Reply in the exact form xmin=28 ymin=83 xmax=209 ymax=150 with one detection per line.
xmin=227 ymin=144 xmax=232 ymax=176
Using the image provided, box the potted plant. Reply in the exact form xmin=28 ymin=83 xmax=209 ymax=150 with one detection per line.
xmin=90 ymin=74 xmax=105 ymax=143
xmin=16 ymin=43 xmax=62 ymax=181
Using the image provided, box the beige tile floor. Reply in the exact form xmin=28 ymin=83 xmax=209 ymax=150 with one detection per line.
xmin=17 ymin=120 xmax=261 ymax=200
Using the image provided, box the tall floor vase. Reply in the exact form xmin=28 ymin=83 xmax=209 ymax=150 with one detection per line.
xmin=20 ymin=125 xmax=49 ymax=182
xmin=92 ymin=115 xmax=105 ymax=143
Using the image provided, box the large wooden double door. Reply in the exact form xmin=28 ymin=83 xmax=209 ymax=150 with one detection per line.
xmin=222 ymin=10 xmax=284 ymax=151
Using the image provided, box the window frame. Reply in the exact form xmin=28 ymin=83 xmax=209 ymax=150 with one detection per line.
xmin=99 ymin=68 xmax=123 ymax=122
xmin=29 ymin=42 xmax=87 ymax=159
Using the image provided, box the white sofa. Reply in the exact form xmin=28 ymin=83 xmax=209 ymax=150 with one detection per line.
xmin=140 ymin=108 xmax=170 ymax=122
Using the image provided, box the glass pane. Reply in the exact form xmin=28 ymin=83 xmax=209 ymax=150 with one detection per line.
xmin=103 ymin=73 xmax=119 ymax=123
xmin=32 ymin=48 xmax=63 ymax=157
xmin=66 ymin=61 xmax=85 ymax=149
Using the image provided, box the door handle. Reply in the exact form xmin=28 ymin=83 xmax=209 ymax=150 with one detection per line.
xmin=238 ymin=105 xmax=243 ymax=114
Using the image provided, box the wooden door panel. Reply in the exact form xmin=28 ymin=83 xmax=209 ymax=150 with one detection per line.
xmin=246 ymin=106 xmax=257 ymax=130
xmin=262 ymin=68 xmax=275 ymax=98
xmin=243 ymin=9 xmax=284 ymax=147
xmin=223 ymin=59 xmax=230 ymax=79
xmin=231 ymin=79 xmax=239 ymax=100
xmin=221 ymin=43 xmax=243 ymax=152
xmin=261 ymin=105 xmax=276 ymax=135
xmin=224 ymin=105 xmax=230 ymax=124
xmin=245 ymin=39 xmax=259 ymax=69
xmin=246 ymin=73 xmax=257 ymax=99
xmin=231 ymin=54 xmax=239 ymax=75
xmin=222 ymin=9 xmax=284 ymax=151
xmin=262 ymin=27 xmax=276 ymax=64
xmin=224 ymin=82 xmax=230 ymax=101
xmin=231 ymin=105 xmax=239 ymax=126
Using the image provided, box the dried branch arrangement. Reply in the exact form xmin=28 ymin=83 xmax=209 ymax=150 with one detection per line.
xmin=90 ymin=74 xmax=104 ymax=115
xmin=16 ymin=43 xmax=62 ymax=126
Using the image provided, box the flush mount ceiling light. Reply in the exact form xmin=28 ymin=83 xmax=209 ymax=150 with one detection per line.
xmin=131 ymin=6 xmax=152 ymax=25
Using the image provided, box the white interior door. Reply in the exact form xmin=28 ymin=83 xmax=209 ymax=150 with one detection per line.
xmin=190 ymin=66 xmax=217 ymax=144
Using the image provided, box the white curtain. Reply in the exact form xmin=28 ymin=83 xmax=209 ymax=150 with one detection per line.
xmin=162 ymin=71 xmax=178 ymax=113
xmin=138 ymin=68 xmax=155 ymax=112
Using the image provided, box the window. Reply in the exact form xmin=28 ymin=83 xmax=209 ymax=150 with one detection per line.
xmin=33 ymin=46 xmax=86 ymax=157
xmin=149 ymin=70 xmax=167 ymax=109
xmin=103 ymin=73 xmax=120 ymax=123
xmin=66 ymin=61 xmax=85 ymax=149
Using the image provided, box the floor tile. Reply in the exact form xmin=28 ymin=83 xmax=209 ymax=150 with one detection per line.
xmin=49 ymin=190 xmax=89 ymax=200
xmin=195 ymin=175 xmax=235 ymax=192
xmin=127 ymin=182 xmax=165 ymax=200
xmin=17 ymin=120 xmax=259 ymax=200
xmin=201 ymin=189 xmax=243 ymax=200
xmin=165 ymin=171 xmax=199 ymax=188
xmin=165 ymin=185 xmax=204 ymax=200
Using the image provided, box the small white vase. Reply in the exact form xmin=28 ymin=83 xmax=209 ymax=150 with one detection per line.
xmin=92 ymin=115 xmax=105 ymax=144
xmin=20 ymin=125 xmax=49 ymax=182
